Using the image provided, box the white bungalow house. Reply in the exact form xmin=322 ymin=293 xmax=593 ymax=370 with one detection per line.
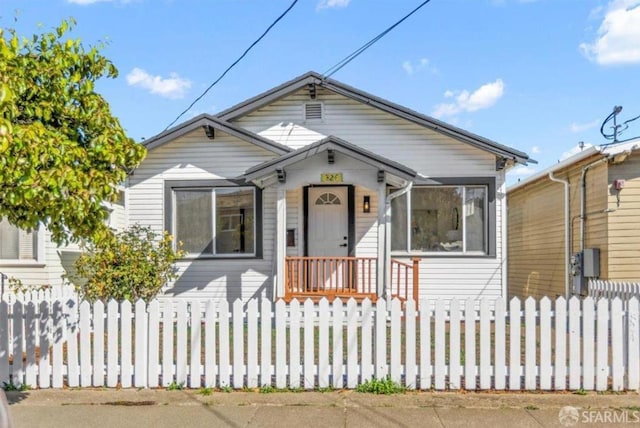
xmin=128 ymin=71 xmax=531 ymax=303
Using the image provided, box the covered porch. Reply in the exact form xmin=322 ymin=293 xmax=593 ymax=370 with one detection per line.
xmin=244 ymin=136 xmax=419 ymax=302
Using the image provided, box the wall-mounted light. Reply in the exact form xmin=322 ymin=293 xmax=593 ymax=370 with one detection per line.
xmin=363 ymin=195 xmax=371 ymax=213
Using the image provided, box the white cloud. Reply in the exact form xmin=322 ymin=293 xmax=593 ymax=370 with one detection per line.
xmin=432 ymin=79 xmax=505 ymax=118
xmin=580 ymin=0 xmax=640 ymax=65
xmin=531 ymin=145 xmax=540 ymax=154
xmin=560 ymin=142 xmax=594 ymax=161
xmin=402 ymin=58 xmax=435 ymax=75
xmin=569 ymin=119 xmax=599 ymax=133
xmin=508 ymin=165 xmax=538 ymax=177
xmin=317 ymin=0 xmax=350 ymax=10
xmin=126 ymin=68 xmax=191 ymax=99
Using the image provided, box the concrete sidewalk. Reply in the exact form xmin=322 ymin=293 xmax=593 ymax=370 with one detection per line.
xmin=5 ymin=388 xmax=640 ymax=427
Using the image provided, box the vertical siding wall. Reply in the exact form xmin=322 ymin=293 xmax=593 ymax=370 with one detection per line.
xmin=608 ymin=153 xmax=640 ymax=280
xmin=508 ymin=157 xmax=609 ymax=299
xmin=232 ymin=87 xmax=506 ymax=300
xmin=128 ymin=128 xmax=278 ymax=301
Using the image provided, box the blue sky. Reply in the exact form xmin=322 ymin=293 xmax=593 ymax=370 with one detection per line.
xmin=2 ymin=0 xmax=640 ymax=183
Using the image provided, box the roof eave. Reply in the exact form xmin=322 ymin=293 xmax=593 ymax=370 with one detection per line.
xmin=141 ymin=114 xmax=292 ymax=155
xmin=243 ymin=136 xmax=416 ymax=183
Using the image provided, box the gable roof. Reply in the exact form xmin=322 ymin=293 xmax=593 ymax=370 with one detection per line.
xmin=141 ymin=113 xmax=292 ymax=154
xmin=508 ymin=139 xmax=640 ymax=193
xmin=243 ymin=135 xmax=417 ymax=182
xmin=217 ymin=71 xmax=532 ymax=165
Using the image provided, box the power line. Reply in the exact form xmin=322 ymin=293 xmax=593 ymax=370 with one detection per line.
xmin=164 ymin=0 xmax=299 ymax=131
xmin=322 ymin=0 xmax=433 ymax=79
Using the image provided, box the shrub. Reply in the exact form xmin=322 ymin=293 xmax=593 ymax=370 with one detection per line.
xmin=67 ymin=225 xmax=184 ymax=302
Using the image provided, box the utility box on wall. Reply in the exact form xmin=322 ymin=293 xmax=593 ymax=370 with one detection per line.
xmin=583 ymin=248 xmax=600 ymax=278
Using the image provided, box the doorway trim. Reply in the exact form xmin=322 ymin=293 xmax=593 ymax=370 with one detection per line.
xmin=303 ymin=185 xmax=355 ymax=257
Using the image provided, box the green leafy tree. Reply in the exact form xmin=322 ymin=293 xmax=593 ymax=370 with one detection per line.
xmin=68 ymin=225 xmax=185 ymax=302
xmin=0 ymin=19 xmax=146 ymax=244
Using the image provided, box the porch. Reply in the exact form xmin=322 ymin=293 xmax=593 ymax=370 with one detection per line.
xmin=284 ymin=256 xmax=420 ymax=302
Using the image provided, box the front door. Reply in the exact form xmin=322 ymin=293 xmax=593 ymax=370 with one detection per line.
xmin=308 ymin=186 xmax=349 ymax=257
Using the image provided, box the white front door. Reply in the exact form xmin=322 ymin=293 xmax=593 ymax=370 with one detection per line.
xmin=308 ymin=187 xmax=349 ymax=257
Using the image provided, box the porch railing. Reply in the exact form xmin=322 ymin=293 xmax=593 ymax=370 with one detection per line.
xmin=390 ymin=258 xmax=420 ymax=302
xmin=284 ymin=257 xmax=376 ymax=301
xmin=284 ymin=257 xmax=421 ymax=302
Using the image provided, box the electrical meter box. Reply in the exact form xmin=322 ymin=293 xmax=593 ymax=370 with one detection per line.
xmin=583 ymin=248 xmax=600 ymax=278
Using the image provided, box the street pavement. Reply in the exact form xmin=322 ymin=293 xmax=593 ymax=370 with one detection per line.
xmin=5 ymin=388 xmax=640 ymax=427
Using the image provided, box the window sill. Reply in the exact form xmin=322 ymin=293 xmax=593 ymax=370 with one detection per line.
xmin=0 ymin=261 xmax=46 ymax=268
xmin=179 ymin=255 xmax=262 ymax=261
xmin=390 ymin=251 xmax=494 ymax=259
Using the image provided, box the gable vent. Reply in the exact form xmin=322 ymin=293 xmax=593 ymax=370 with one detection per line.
xmin=304 ymin=102 xmax=323 ymax=121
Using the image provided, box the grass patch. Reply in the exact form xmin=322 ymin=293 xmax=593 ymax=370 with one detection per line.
xmin=2 ymin=382 xmax=30 ymax=392
xmin=524 ymin=405 xmax=539 ymax=410
xmin=197 ymin=387 xmax=213 ymax=396
xmin=220 ymin=386 xmax=233 ymax=393
xmin=166 ymin=381 xmax=185 ymax=391
xmin=573 ymin=388 xmax=587 ymax=396
xmin=356 ymin=377 xmax=406 ymax=395
xmin=259 ymin=385 xmax=276 ymax=394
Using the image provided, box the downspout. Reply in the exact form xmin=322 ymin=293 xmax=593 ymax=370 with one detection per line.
xmin=384 ymin=180 xmax=413 ymax=301
xmin=548 ymin=172 xmax=570 ymax=298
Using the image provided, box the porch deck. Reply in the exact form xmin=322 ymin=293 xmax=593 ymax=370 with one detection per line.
xmin=284 ymin=256 xmax=419 ymax=303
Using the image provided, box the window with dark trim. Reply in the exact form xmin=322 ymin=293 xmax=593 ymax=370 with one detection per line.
xmin=165 ymin=180 xmax=262 ymax=258
xmin=390 ymin=177 xmax=496 ymax=256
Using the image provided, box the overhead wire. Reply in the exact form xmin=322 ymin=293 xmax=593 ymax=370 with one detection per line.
xmin=600 ymin=107 xmax=640 ymax=144
xmin=164 ymin=0 xmax=299 ymax=131
xmin=322 ymin=0 xmax=433 ymax=79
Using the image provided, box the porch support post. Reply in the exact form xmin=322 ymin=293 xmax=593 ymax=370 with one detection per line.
xmin=275 ymin=185 xmax=287 ymax=299
xmin=376 ymin=182 xmax=386 ymax=298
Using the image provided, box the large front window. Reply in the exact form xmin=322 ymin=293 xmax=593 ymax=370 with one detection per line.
xmin=391 ymin=186 xmax=487 ymax=254
xmin=173 ymin=187 xmax=256 ymax=256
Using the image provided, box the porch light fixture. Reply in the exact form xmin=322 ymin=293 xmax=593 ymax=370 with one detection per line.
xmin=363 ymin=195 xmax=371 ymax=213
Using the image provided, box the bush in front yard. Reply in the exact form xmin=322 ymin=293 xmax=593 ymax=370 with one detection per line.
xmin=67 ymin=225 xmax=184 ymax=302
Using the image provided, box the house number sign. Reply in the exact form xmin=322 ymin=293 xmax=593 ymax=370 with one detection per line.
xmin=320 ymin=173 xmax=343 ymax=183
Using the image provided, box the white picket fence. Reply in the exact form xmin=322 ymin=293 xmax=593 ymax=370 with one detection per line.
xmin=0 ymin=286 xmax=77 ymax=306
xmin=1 ymin=296 xmax=639 ymax=391
xmin=589 ymin=279 xmax=640 ymax=301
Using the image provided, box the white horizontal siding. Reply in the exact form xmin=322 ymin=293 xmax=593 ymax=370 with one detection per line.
xmin=232 ymin=87 xmax=497 ymax=177
xmin=355 ymin=186 xmax=378 ymax=258
xmin=128 ymin=128 xmax=278 ymax=301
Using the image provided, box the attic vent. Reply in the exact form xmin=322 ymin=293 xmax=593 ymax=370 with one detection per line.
xmin=304 ymin=102 xmax=323 ymax=121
